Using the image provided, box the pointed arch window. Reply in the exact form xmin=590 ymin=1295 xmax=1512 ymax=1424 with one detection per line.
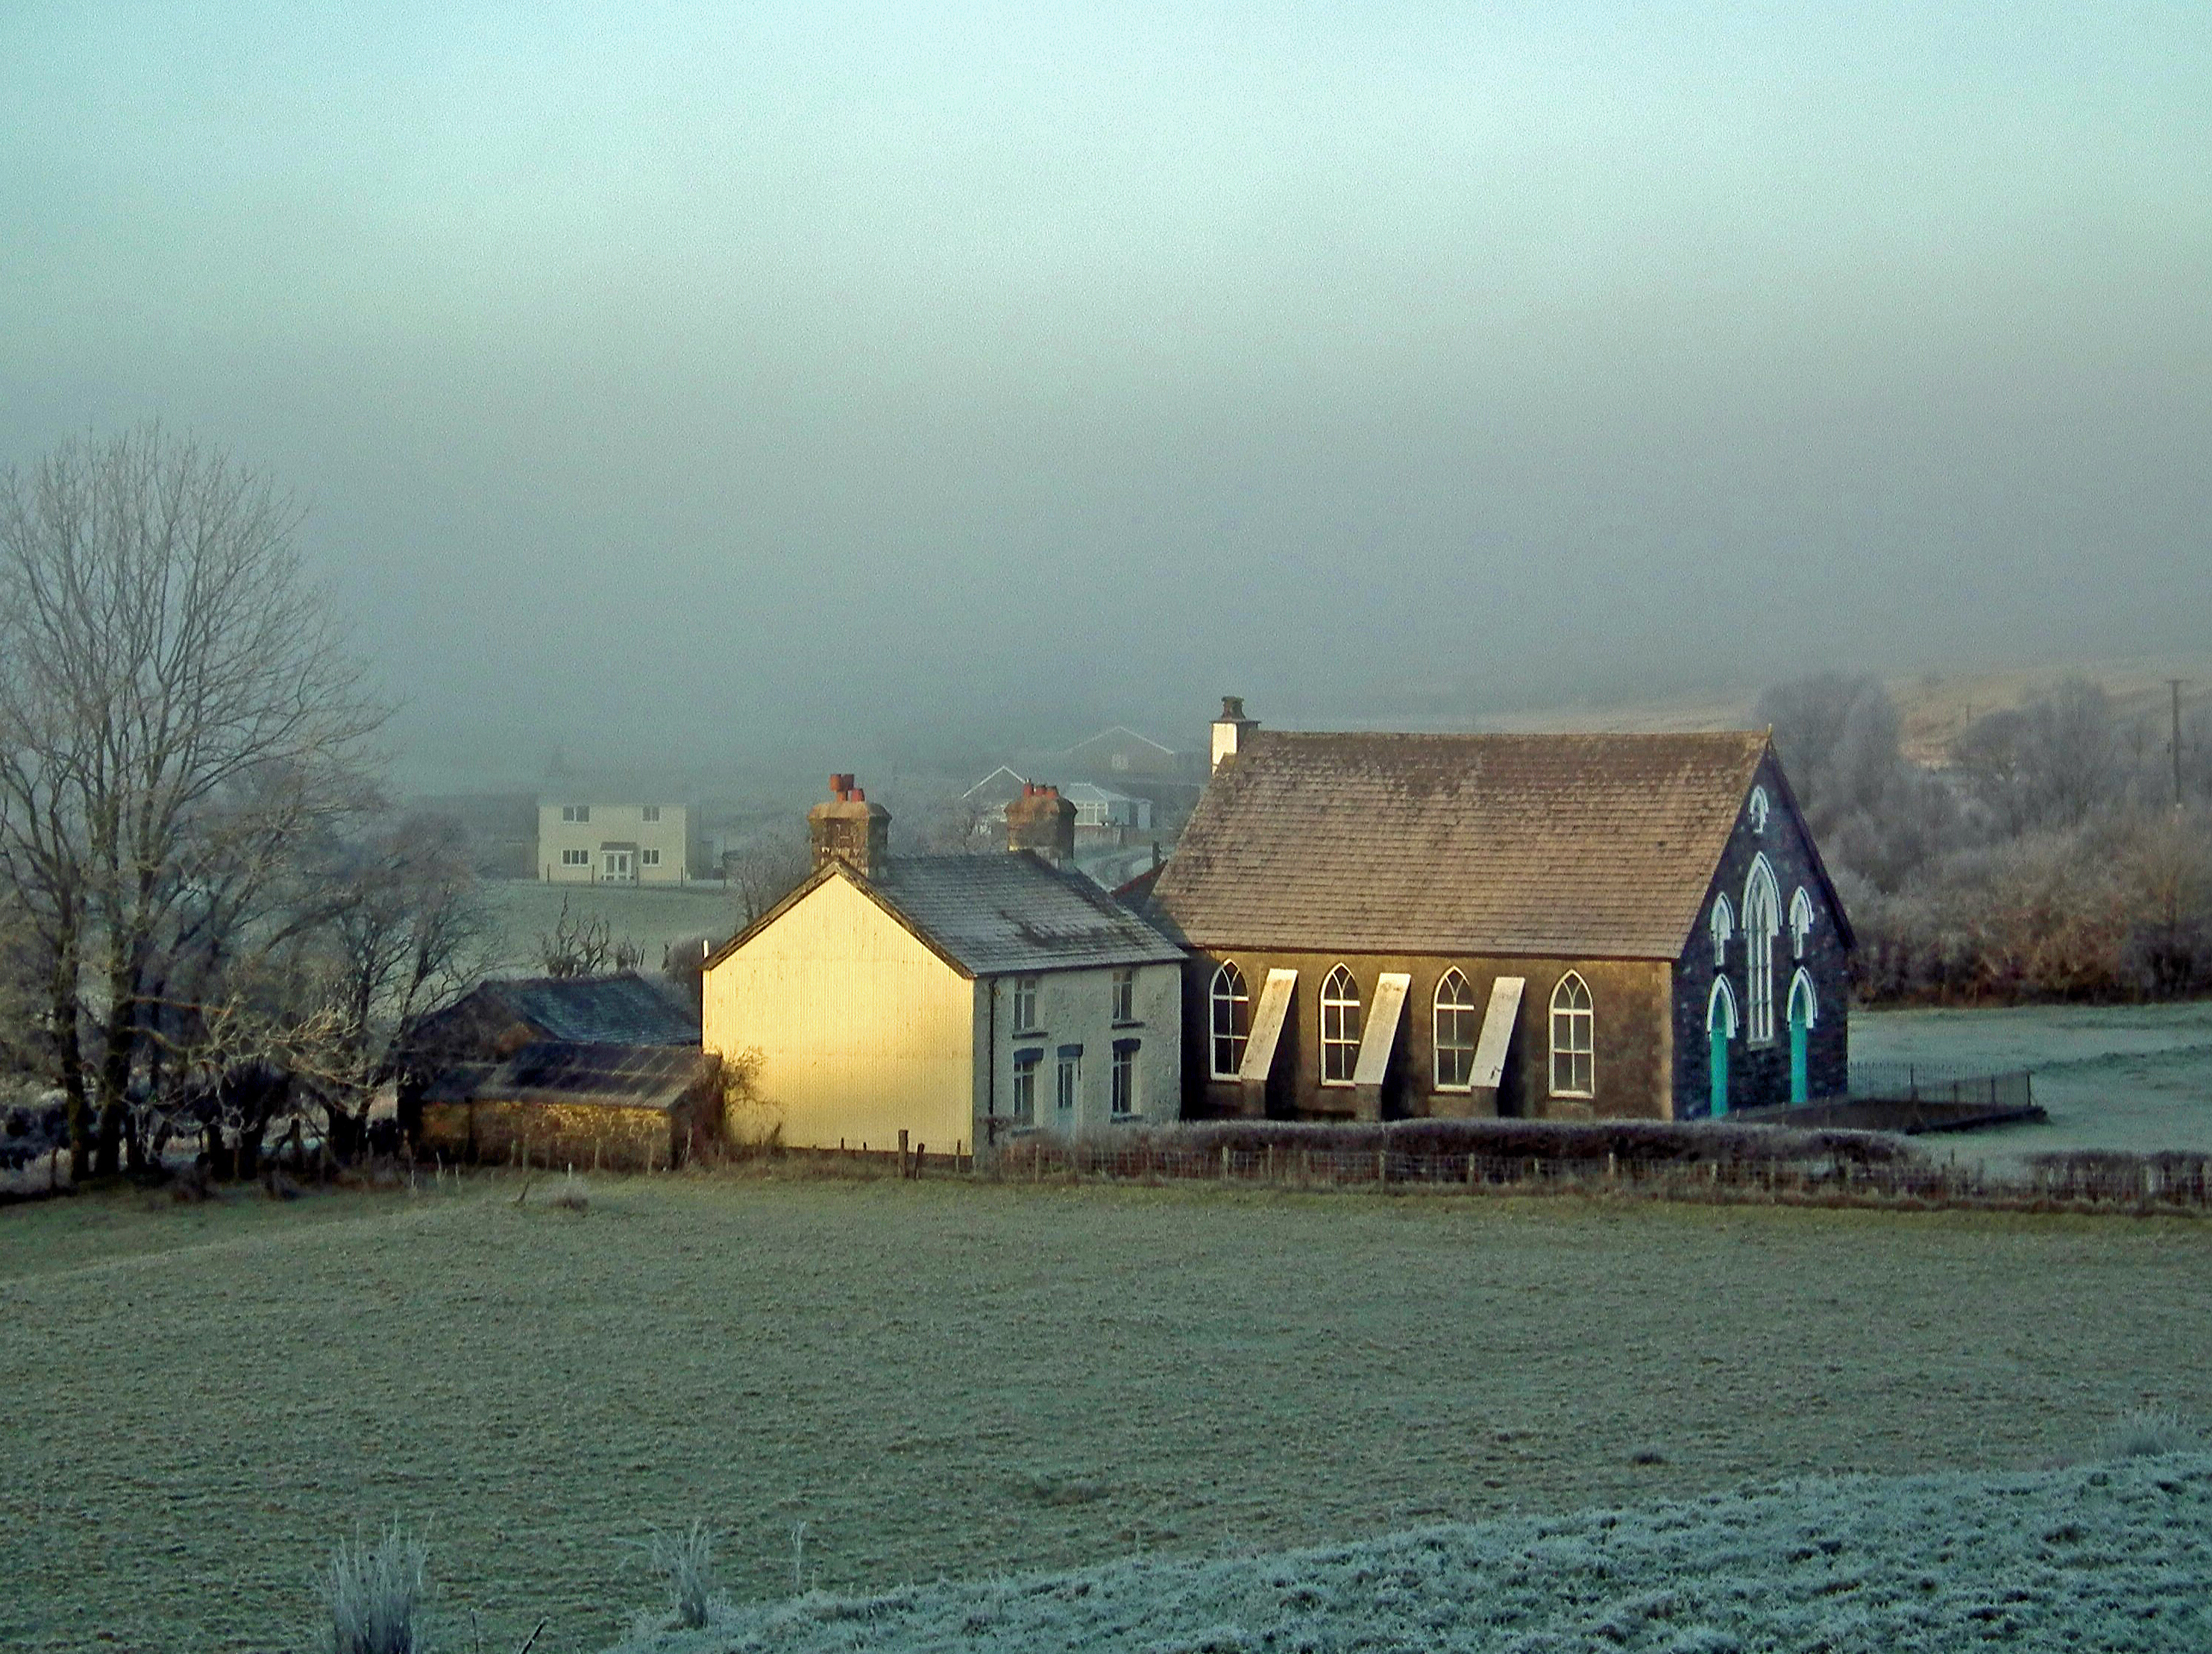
xmin=1209 ymin=963 xmax=1249 ymax=1078
xmin=1433 ymin=969 xmax=1478 ymax=1089
xmin=1709 ymin=895 xmax=1734 ymax=967
xmin=1748 ymin=786 xmax=1771 ymax=834
xmin=1549 ymin=972 xmax=1594 ymax=1098
xmin=1789 ymin=887 xmax=1814 ymax=960
xmin=1320 ymin=965 xmax=1361 ymax=1086
xmin=1744 ymin=857 xmax=1781 ymax=1045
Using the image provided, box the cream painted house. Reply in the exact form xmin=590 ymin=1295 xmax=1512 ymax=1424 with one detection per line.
xmin=537 ymin=799 xmax=688 ymax=884
xmin=702 ymin=779 xmax=1184 ymax=1153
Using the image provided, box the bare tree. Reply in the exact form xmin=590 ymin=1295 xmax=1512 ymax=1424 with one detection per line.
xmin=726 ymin=831 xmax=812 ymax=925
xmin=0 ymin=427 xmax=386 ymax=1176
xmin=535 ymin=895 xmax=642 ymax=977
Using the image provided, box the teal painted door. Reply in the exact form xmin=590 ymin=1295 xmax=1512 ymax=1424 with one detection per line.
xmin=1788 ymin=1011 xmax=1809 ymax=1103
xmin=1709 ymin=1026 xmax=1729 ymax=1116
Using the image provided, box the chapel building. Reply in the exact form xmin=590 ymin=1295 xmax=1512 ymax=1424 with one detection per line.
xmin=1144 ymin=701 xmax=1851 ymax=1122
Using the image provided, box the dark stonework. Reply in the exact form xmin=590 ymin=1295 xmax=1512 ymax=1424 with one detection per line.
xmin=1670 ymin=753 xmax=1852 ymax=1117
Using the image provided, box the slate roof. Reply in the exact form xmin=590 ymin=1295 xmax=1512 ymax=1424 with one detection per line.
xmin=710 ymin=852 xmax=1185 ymax=978
xmin=1149 ymin=730 xmax=1772 ymax=960
xmin=483 ymin=973 xmax=699 ymax=1045
xmin=424 ymin=1043 xmax=712 ymax=1112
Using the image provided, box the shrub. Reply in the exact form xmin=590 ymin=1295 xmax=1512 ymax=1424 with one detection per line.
xmin=649 ymin=1520 xmax=716 ymax=1629
xmin=316 ymin=1522 xmax=428 ymax=1654
xmin=2096 ymin=1410 xmax=2202 ymax=1461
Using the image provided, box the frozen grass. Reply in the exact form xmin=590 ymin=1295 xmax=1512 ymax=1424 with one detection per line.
xmin=647 ymin=1522 xmax=717 ymax=1631
xmin=2099 ymin=1409 xmax=2205 ymax=1461
xmin=318 ymin=1522 xmax=429 ymax=1654
xmin=1853 ymin=1001 xmax=2212 ymax=1168
xmin=606 ymin=1455 xmax=2212 ymax=1653
xmin=547 ymin=1173 xmax=591 ymax=1213
xmin=479 ymin=882 xmax=743 ymax=973
xmin=4 ymin=1179 xmax=2211 ymax=1653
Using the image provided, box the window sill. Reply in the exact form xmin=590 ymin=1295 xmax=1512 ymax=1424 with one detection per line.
xmin=1011 ymin=1029 xmax=1048 ymax=1040
xmin=1319 ymin=1078 xmax=1356 ymax=1089
xmin=1110 ymin=1020 xmax=1145 ymax=1030
xmin=1110 ymin=1113 xmax=1145 ymax=1124
xmin=1550 ymin=1091 xmax=1594 ymax=1102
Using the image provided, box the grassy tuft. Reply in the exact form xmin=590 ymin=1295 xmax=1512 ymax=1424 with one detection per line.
xmin=649 ymin=1520 xmax=717 ymax=1629
xmin=315 ymin=1521 xmax=428 ymax=1654
xmin=547 ymin=1172 xmax=591 ymax=1213
xmin=2096 ymin=1409 xmax=2202 ymax=1460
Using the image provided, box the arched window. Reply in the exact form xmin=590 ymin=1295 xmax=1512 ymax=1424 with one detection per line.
xmin=1744 ymin=856 xmax=1781 ymax=1045
xmin=1788 ymin=968 xmax=1817 ymax=1030
xmin=1790 ymin=887 xmax=1814 ymax=959
xmin=1549 ymin=972 xmax=1594 ymax=1098
xmin=1707 ymin=975 xmax=1738 ymax=1039
xmin=1748 ymin=785 xmax=1770 ymax=834
xmin=1209 ymin=963 xmax=1249 ymax=1078
xmin=1433 ymin=969 xmax=1478 ymax=1089
xmin=1709 ymin=895 xmax=1734 ymax=967
xmin=1320 ymin=965 xmax=1361 ymax=1085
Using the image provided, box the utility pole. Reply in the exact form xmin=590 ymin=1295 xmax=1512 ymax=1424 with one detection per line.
xmin=2169 ymin=678 xmax=2187 ymax=808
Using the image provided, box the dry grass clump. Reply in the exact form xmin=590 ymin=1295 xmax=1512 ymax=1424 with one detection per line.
xmin=316 ymin=1521 xmax=428 ymax=1654
xmin=648 ymin=1520 xmax=717 ymax=1629
xmin=2096 ymin=1409 xmax=2203 ymax=1460
xmin=547 ymin=1172 xmax=591 ymax=1213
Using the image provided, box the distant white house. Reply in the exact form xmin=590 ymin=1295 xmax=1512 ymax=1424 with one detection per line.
xmin=537 ymin=800 xmax=689 ymax=884
xmin=1062 ymin=782 xmax=1152 ymax=831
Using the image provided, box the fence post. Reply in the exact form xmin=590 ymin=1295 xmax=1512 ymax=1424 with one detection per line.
xmin=1220 ymin=1143 xmax=1231 ymax=1182
xmin=1377 ymin=1147 xmax=1388 ymax=1189
xmin=1466 ymin=1152 xmax=1477 ymax=1189
xmin=899 ymin=1128 xmax=909 ymax=1180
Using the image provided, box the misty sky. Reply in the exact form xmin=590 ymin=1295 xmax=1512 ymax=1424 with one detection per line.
xmin=4 ymin=3 xmax=2208 ymax=785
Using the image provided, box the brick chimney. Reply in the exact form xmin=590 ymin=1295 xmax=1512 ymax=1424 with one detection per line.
xmin=1211 ymin=695 xmax=1257 ymax=770
xmin=1005 ymin=782 xmax=1076 ymax=867
xmin=808 ymin=773 xmax=890 ymax=875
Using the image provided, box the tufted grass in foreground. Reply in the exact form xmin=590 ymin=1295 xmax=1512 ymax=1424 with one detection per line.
xmin=606 ymin=1455 xmax=2212 ymax=1654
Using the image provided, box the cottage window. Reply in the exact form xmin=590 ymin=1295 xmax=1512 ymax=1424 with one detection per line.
xmin=1011 ymin=1049 xmax=1040 ymax=1121
xmin=642 ymin=805 xmax=661 ymax=823
xmin=1110 ymin=968 xmax=1136 ymax=1023
xmin=1209 ymin=963 xmax=1249 ymax=1078
xmin=1111 ymin=1039 xmax=1140 ymax=1116
xmin=562 ymin=805 xmax=589 ymax=823
xmin=560 ymin=848 xmax=589 ymax=867
xmin=1744 ymin=857 xmax=1781 ymax=1045
xmin=1549 ymin=972 xmax=1594 ymax=1098
xmin=1433 ymin=969 xmax=1478 ymax=1089
xmin=640 ymin=848 xmax=661 ymax=867
xmin=1320 ymin=966 xmax=1361 ymax=1086
xmin=1012 ymin=976 xmax=1040 ymax=1032
xmin=1057 ymin=1045 xmax=1081 ymax=1112
xmin=1790 ymin=887 xmax=1814 ymax=959
xmin=1709 ymin=895 xmax=1733 ymax=967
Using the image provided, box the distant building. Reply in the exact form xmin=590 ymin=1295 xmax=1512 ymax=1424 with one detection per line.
xmin=1062 ymin=724 xmax=1193 ymax=781
xmin=1143 ymin=700 xmax=1852 ymax=1123
xmin=958 ymin=765 xmax=1031 ymax=837
xmin=1061 ymin=782 xmax=1152 ymax=833
xmin=702 ymin=777 xmax=1184 ymax=1152
xmin=537 ymin=799 xmax=689 ymax=884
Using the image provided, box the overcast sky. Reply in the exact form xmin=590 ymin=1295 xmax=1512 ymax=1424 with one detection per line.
xmin=3 ymin=3 xmax=2207 ymax=785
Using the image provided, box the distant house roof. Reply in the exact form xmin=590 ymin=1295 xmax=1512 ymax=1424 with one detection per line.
xmin=1066 ymin=725 xmax=1180 ymax=758
xmin=709 ymin=852 xmax=1185 ymax=978
xmin=961 ymin=765 xmax=1030 ymax=803
xmin=1061 ymin=782 xmax=1137 ymax=807
xmin=1149 ymin=730 xmax=1776 ymax=960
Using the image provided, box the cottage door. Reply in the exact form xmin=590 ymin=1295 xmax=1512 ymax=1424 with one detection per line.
xmin=1709 ymin=1023 xmax=1729 ymax=1117
xmin=1787 ymin=994 xmax=1810 ymax=1104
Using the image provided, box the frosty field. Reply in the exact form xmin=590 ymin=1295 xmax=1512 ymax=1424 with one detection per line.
xmin=480 ymin=880 xmax=747 ymax=972
xmin=1853 ymin=1001 xmax=2212 ymax=1166
xmin=4 ymin=1177 xmax=2209 ymax=1653
xmin=618 ymin=1454 xmax=2212 ymax=1653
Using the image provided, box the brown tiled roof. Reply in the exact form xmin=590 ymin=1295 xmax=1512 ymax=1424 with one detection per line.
xmin=1149 ymin=730 xmax=1770 ymax=960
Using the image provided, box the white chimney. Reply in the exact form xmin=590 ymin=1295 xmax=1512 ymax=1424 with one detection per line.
xmin=1211 ymin=696 xmax=1257 ymax=771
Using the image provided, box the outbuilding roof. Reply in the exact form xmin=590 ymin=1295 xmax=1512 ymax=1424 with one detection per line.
xmin=424 ymin=1042 xmax=714 ymax=1112
xmin=1149 ymin=730 xmax=1773 ymax=960
xmin=480 ymin=973 xmax=700 ymax=1045
xmin=709 ymin=852 xmax=1185 ymax=978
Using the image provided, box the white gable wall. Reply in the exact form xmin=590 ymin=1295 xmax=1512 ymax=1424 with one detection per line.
xmin=980 ymin=961 xmax=1181 ymax=1141
xmin=704 ymin=876 xmax=978 ymax=1153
